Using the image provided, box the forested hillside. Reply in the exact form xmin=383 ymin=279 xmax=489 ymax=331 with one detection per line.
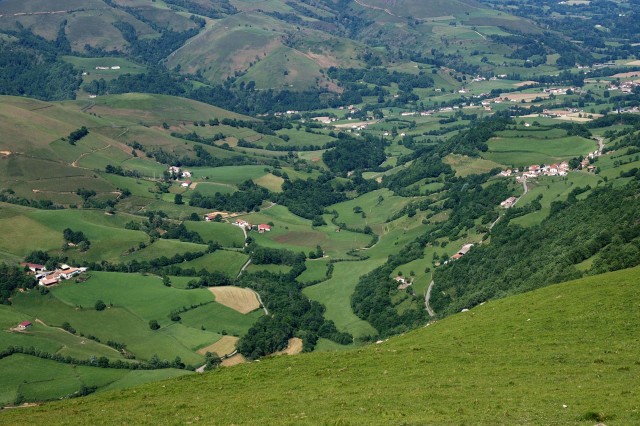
xmin=433 ymin=179 xmax=640 ymax=315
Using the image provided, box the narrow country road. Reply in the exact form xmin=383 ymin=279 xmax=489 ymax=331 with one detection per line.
xmin=253 ymin=290 xmax=269 ymax=316
xmin=236 ymin=258 xmax=251 ymax=279
xmin=425 ymin=280 xmax=436 ymax=317
xmin=595 ymin=136 xmax=605 ymax=155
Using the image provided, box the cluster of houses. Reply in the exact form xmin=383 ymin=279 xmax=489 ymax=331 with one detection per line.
xmin=233 ymin=219 xmax=271 ymax=233
xmin=499 ymin=161 xmax=570 ymax=181
xmin=20 ymin=263 xmax=87 ymax=288
xmin=168 ymin=166 xmax=193 ymax=187
xmin=608 ymin=80 xmax=640 ymax=94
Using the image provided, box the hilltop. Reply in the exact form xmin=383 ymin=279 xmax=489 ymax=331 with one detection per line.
xmin=2 ymin=267 xmax=639 ymax=424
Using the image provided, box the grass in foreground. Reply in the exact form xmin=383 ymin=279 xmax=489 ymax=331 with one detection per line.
xmin=5 ymin=266 xmax=639 ymax=424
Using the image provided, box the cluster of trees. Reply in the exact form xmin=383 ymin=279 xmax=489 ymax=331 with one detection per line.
xmin=62 ymin=228 xmax=90 ymax=252
xmin=67 ymin=127 xmax=89 ymax=145
xmin=159 ymin=223 xmax=203 ymax=244
xmin=189 ymin=180 xmax=270 ymax=212
xmin=249 ymin=246 xmax=306 ymax=266
xmin=438 ymin=116 xmax=512 ymax=157
xmin=0 ymin=264 xmax=34 ymax=304
xmin=323 ymin=135 xmax=387 ymax=174
xmin=105 ymin=164 xmax=141 ymax=178
xmin=277 ymin=175 xmax=346 ymax=220
xmin=432 ymin=181 xmax=640 ymax=316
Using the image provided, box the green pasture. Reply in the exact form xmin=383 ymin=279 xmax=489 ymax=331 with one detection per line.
xmin=183 ymin=221 xmax=245 ymax=247
xmin=444 ymin=154 xmax=504 ymax=176
xmin=124 ymin=240 xmax=208 ymax=263
xmin=483 ymin=134 xmax=597 ymax=167
xmin=190 ymin=165 xmax=269 ymax=185
xmin=180 ymin=306 xmax=263 ymax=337
xmin=326 ymin=189 xmax=414 ymax=234
xmin=0 ymin=354 xmax=191 ymax=405
xmin=297 ymin=258 xmax=330 ymax=283
xmin=247 ymin=264 xmax=292 ymax=274
xmin=304 ymin=259 xmax=385 ymax=338
xmin=179 ymin=250 xmax=249 ymax=277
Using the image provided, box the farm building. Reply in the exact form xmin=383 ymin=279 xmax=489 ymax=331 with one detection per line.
xmin=234 ymin=220 xmax=252 ymax=230
xmin=39 ymin=277 xmax=59 ymax=287
xmin=459 ymin=244 xmax=474 ymax=255
xmin=17 ymin=321 xmax=32 ymax=330
xmin=258 ymin=224 xmax=271 ymax=233
xmin=181 ymin=180 xmax=191 ymax=188
xmin=20 ymin=263 xmax=46 ymax=272
xmin=204 ymin=213 xmax=218 ymax=221
xmin=500 ymin=197 xmax=518 ymax=208
xmin=394 ymin=276 xmax=407 ymax=285
xmin=38 ymin=265 xmax=87 ymax=287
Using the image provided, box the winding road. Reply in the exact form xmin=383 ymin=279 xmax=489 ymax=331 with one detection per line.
xmin=425 ymin=280 xmax=436 ymax=317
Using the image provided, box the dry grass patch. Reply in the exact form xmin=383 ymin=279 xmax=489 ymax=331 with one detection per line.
xmin=513 ymin=81 xmax=538 ymax=87
xmin=208 ymin=286 xmax=259 ymax=314
xmin=220 ymin=353 xmax=246 ymax=367
xmin=197 ymin=336 xmax=239 ymax=357
xmin=254 ymin=173 xmax=284 ymax=192
xmin=611 ymin=71 xmax=640 ymax=79
xmin=496 ymin=93 xmax=550 ymax=102
xmin=275 ymin=337 xmax=303 ymax=356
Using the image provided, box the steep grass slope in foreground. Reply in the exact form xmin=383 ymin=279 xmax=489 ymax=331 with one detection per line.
xmin=3 ymin=267 xmax=640 ymax=424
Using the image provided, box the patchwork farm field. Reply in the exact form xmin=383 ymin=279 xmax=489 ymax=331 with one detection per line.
xmin=3 ymin=272 xmax=263 ymax=375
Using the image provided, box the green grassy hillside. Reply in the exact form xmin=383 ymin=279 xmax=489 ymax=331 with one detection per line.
xmin=3 ymin=267 xmax=639 ymax=424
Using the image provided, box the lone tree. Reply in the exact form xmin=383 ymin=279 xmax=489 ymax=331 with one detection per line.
xmin=149 ymin=320 xmax=160 ymax=330
xmin=95 ymin=300 xmax=106 ymax=311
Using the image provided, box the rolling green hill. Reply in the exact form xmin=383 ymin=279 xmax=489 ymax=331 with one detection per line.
xmin=3 ymin=267 xmax=639 ymax=424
